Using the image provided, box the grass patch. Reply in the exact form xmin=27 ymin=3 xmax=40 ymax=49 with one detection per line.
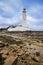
xmin=28 ymin=40 xmax=43 ymax=47
xmin=33 ymin=42 xmax=43 ymax=47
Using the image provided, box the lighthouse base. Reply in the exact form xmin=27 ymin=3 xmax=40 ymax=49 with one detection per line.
xmin=7 ymin=25 xmax=30 ymax=32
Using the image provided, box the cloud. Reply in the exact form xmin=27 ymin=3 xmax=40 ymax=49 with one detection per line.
xmin=0 ymin=0 xmax=22 ymax=27
xmin=0 ymin=0 xmax=43 ymax=31
xmin=0 ymin=0 xmax=22 ymax=9
xmin=0 ymin=1 xmax=15 ymax=18
xmin=0 ymin=13 xmax=21 ymax=28
xmin=10 ymin=0 xmax=22 ymax=7
xmin=26 ymin=4 xmax=43 ymax=30
xmin=27 ymin=15 xmax=43 ymax=31
xmin=0 ymin=1 xmax=14 ymax=13
xmin=27 ymin=16 xmax=43 ymax=22
xmin=0 ymin=0 xmax=22 ymax=18
xmin=28 ymin=4 xmax=43 ymax=19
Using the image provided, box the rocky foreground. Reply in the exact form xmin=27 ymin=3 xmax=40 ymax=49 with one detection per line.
xmin=0 ymin=31 xmax=43 ymax=65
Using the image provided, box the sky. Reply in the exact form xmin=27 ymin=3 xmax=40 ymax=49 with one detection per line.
xmin=0 ymin=0 xmax=43 ymax=31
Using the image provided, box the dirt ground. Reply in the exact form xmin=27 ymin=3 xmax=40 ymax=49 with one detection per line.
xmin=0 ymin=32 xmax=43 ymax=65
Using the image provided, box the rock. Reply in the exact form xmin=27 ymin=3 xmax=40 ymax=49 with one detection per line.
xmin=32 ymin=56 xmax=40 ymax=62
xmin=0 ymin=49 xmax=9 ymax=55
xmin=0 ymin=41 xmax=3 ymax=43
xmin=5 ymin=43 xmax=9 ymax=46
xmin=0 ymin=42 xmax=5 ymax=47
xmin=29 ymin=62 xmax=40 ymax=65
xmin=6 ymin=53 xmax=9 ymax=55
xmin=23 ymin=47 xmax=27 ymax=52
xmin=21 ymin=54 xmax=26 ymax=60
xmin=17 ymin=60 xmax=25 ymax=65
xmin=15 ymin=40 xmax=23 ymax=45
xmin=4 ymin=56 xmax=18 ymax=65
xmin=10 ymin=44 xmax=18 ymax=52
xmin=30 ymin=48 xmax=32 ymax=49
xmin=25 ymin=52 xmax=30 ymax=57
xmin=0 ymin=44 xmax=5 ymax=47
xmin=21 ymin=52 xmax=29 ymax=61
xmin=2 ymin=54 xmax=8 ymax=59
xmin=36 ymin=52 xmax=40 ymax=56
xmin=17 ymin=49 xmax=24 ymax=56
xmin=0 ymin=53 xmax=4 ymax=65
xmin=29 ymin=43 xmax=31 ymax=46
xmin=20 ymin=45 xmax=23 ymax=48
xmin=34 ymin=48 xmax=36 ymax=50
xmin=0 ymin=48 xmax=2 ymax=51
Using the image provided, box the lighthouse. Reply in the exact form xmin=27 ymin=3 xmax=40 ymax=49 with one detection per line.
xmin=22 ymin=8 xmax=26 ymax=27
xmin=8 ymin=8 xmax=30 ymax=31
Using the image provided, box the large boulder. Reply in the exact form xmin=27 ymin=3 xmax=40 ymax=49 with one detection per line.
xmin=4 ymin=56 xmax=18 ymax=65
xmin=0 ymin=41 xmax=5 ymax=47
xmin=31 ymin=56 xmax=40 ymax=62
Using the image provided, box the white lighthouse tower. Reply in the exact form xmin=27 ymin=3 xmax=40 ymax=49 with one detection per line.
xmin=22 ymin=8 xmax=26 ymax=27
xmin=8 ymin=8 xmax=30 ymax=31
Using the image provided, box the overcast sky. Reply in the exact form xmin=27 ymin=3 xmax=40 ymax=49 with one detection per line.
xmin=0 ymin=0 xmax=43 ymax=31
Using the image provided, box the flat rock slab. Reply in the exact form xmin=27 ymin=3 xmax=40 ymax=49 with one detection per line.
xmin=4 ymin=56 xmax=18 ymax=65
xmin=29 ymin=62 xmax=40 ymax=65
xmin=0 ymin=49 xmax=9 ymax=54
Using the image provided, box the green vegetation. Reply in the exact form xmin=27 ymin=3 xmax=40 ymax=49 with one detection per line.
xmin=33 ymin=42 xmax=43 ymax=47
xmin=0 ymin=35 xmax=23 ymax=46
